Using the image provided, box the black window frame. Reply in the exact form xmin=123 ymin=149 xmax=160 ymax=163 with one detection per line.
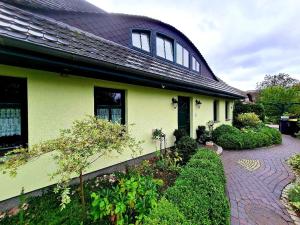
xmin=0 ymin=76 xmax=28 ymax=156
xmin=94 ymin=87 xmax=125 ymax=125
xmin=213 ymin=100 xmax=219 ymax=122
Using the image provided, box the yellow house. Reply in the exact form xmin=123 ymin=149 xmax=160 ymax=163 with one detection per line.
xmin=0 ymin=0 xmax=244 ymax=204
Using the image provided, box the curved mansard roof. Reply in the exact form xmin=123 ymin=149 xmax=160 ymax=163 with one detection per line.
xmin=2 ymin=0 xmax=106 ymax=13
xmin=0 ymin=0 xmax=245 ymax=98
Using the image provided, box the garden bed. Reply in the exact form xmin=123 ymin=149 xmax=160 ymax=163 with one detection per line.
xmin=0 ymin=148 xmax=229 ymax=225
xmin=281 ymin=154 xmax=300 ymax=225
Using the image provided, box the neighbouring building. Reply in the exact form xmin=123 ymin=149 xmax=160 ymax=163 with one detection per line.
xmin=0 ymin=0 xmax=244 ymax=204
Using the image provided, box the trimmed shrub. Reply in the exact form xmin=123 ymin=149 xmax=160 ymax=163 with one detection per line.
xmin=165 ymin=149 xmax=230 ymax=225
xmin=233 ymin=101 xmax=265 ymax=127
xmin=216 ymin=133 xmax=243 ymax=150
xmin=212 ymin=124 xmax=240 ymax=142
xmin=213 ymin=125 xmax=281 ymax=150
xmin=144 ymin=198 xmax=190 ymax=225
xmin=176 ymin=136 xmax=198 ymax=163
xmin=260 ymin=126 xmax=282 ymax=144
xmin=236 ymin=112 xmax=261 ymax=128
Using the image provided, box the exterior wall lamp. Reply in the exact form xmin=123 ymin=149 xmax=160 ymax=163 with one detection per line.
xmin=195 ymin=99 xmax=202 ymax=108
xmin=172 ymin=97 xmax=178 ymax=109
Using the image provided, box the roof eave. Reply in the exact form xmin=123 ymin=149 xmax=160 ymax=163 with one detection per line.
xmin=0 ymin=36 xmax=245 ymax=99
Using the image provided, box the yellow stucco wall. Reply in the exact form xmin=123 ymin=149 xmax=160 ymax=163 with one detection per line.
xmin=0 ymin=64 xmax=233 ymax=201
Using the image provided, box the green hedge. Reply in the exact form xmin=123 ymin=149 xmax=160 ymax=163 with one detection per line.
xmin=144 ymin=198 xmax=190 ymax=225
xmin=213 ymin=124 xmax=282 ymax=150
xmin=145 ymin=149 xmax=230 ymax=225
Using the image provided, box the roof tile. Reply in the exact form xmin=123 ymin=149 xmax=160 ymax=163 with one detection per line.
xmin=0 ymin=2 xmax=244 ymax=98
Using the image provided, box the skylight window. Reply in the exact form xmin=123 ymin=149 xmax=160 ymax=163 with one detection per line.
xmin=132 ymin=31 xmax=150 ymax=52
xmin=176 ymin=43 xmax=189 ymax=67
xmin=156 ymin=36 xmax=174 ymax=61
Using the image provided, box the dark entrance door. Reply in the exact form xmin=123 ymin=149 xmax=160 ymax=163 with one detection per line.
xmin=178 ymin=96 xmax=190 ymax=136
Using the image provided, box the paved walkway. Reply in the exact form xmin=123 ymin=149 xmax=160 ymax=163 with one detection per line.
xmin=222 ymin=135 xmax=300 ymax=225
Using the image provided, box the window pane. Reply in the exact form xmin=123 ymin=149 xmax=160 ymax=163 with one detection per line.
xmin=192 ymin=57 xmax=195 ymax=70
xmin=214 ymin=101 xmax=219 ymax=121
xmin=183 ymin=48 xmax=189 ymax=67
xmin=141 ymin=33 xmax=150 ymax=52
xmin=176 ymin=43 xmax=183 ymax=65
xmin=96 ymin=91 xmax=122 ymax=106
xmin=97 ymin=108 xmax=109 ymax=120
xmin=0 ymin=107 xmax=21 ymax=137
xmin=156 ymin=36 xmax=165 ymax=58
xmin=132 ymin=32 xmax=141 ymax=48
xmin=111 ymin=108 xmax=122 ymax=124
xmin=94 ymin=87 xmax=125 ymax=124
xmin=165 ymin=39 xmax=174 ymax=61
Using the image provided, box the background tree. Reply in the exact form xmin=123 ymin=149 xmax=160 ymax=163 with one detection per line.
xmin=2 ymin=116 xmax=142 ymax=210
xmin=256 ymin=73 xmax=299 ymax=90
xmin=257 ymin=86 xmax=300 ymax=123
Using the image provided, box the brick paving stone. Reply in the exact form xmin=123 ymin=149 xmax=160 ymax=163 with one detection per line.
xmin=222 ymin=135 xmax=300 ymax=225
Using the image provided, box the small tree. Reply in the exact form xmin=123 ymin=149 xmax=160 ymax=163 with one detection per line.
xmin=2 ymin=116 xmax=142 ymax=209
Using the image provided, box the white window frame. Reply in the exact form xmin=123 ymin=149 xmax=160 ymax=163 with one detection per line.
xmin=132 ymin=31 xmax=150 ymax=52
xmin=192 ymin=56 xmax=200 ymax=72
xmin=156 ymin=35 xmax=174 ymax=61
xmin=176 ymin=43 xmax=189 ymax=68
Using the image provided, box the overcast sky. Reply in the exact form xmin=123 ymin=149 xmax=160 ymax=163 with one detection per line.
xmin=87 ymin=0 xmax=300 ymax=91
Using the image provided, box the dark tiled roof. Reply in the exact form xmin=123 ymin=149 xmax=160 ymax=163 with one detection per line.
xmin=0 ymin=2 xmax=244 ymax=98
xmin=39 ymin=12 xmax=217 ymax=80
xmin=2 ymin=0 xmax=106 ymax=13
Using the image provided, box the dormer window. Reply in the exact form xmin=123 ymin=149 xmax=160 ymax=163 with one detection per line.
xmin=176 ymin=43 xmax=189 ymax=68
xmin=156 ymin=35 xmax=174 ymax=61
xmin=132 ymin=31 xmax=150 ymax=52
xmin=192 ymin=56 xmax=200 ymax=72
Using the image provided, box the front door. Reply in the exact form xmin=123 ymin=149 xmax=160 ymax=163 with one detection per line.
xmin=178 ymin=96 xmax=190 ymax=136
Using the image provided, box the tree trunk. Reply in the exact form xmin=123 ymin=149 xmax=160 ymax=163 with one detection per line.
xmin=79 ymin=170 xmax=85 ymax=207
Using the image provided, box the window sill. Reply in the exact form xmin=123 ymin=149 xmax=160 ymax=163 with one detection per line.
xmin=214 ymin=120 xmax=220 ymax=123
xmin=226 ymin=119 xmax=231 ymax=121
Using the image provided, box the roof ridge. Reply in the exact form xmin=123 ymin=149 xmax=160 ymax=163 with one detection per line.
xmin=2 ymin=0 xmax=106 ymax=13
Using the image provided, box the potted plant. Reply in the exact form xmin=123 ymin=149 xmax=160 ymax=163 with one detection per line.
xmin=196 ymin=126 xmax=209 ymax=145
xmin=206 ymin=121 xmax=215 ymax=146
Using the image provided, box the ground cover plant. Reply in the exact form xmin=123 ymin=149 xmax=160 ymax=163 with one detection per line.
xmin=288 ymin=154 xmax=300 ymax=213
xmin=213 ymin=124 xmax=281 ymax=150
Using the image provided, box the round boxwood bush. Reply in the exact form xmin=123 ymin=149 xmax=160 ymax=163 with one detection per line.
xmin=176 ymin=136 xmax=198 ymax=163
xmin=212 ymin=125 xmax=240 ymax=142
xmin=216 ymin=133 xmax=243 ymax=150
